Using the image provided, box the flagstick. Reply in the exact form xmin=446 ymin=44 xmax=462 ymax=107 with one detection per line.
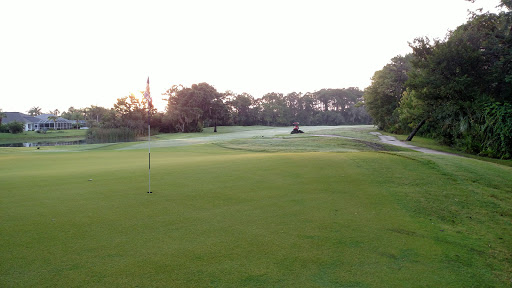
xmin=145 ymin=77 xmax=152 ymax=194
xmin=148 ymin=105 xmax=151 ymax=194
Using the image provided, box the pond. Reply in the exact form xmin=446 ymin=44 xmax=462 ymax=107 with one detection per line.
xmin=0 ymin=140 xmax=88 ymax=147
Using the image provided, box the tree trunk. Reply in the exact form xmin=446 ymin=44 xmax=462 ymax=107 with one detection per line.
xmin=406 ymin=119 xmax=426 ymax=141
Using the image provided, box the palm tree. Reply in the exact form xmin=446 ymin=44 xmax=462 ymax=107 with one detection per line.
xmin=48 ymin=109 xmax=60 ymax=116
xmin=27 ymin=106 xmax=42 ymax=116
xmin=72 ymin=111 xmax=82 ymax=129
xmin=47 ymin=115 xmax=58 ymax=130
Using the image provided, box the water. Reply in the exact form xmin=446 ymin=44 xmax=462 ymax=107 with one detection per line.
xmin=0 ymin=140 xmax=87 ymax=147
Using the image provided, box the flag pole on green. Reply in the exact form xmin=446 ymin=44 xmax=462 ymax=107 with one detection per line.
xmin=144 ymin=77 xmax=152 ymax=193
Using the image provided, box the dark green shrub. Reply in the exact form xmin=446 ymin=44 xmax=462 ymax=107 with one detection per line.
xmin=480 ymin=102 xmax=512 ymax=159
xmin=7 ymin=121 xmax=24 ymax=134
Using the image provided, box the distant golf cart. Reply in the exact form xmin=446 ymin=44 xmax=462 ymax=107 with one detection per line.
xmin=291 ymin=122 xmax=304 ymax=134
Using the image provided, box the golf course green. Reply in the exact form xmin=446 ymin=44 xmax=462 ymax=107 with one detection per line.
xmin=1 ymin=126 xmax=511 ymax=287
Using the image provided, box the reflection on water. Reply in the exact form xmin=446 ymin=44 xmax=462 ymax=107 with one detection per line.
xmin=0 ymin=140 xmax=87 ymax=147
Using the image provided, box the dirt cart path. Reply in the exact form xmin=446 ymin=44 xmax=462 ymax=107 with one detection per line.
xmin=370 ymin=132 xmax=459 ymax=156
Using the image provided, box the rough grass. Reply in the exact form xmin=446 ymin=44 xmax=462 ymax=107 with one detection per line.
xmin=124 ymin=125 xmax=382 ymax=151
xmin=1 ymin=141 xmax=511 ymax=287
xmin=306 ymin=125 xmax=379 ymax=141
xmin=0 ymin=129 xmax=86 ymax=144
xmin=216 ymin=136 xmax=406 ymax=153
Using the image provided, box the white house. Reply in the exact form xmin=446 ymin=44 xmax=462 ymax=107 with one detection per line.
xmin=2 ymin=112 xmax=74 ymax=131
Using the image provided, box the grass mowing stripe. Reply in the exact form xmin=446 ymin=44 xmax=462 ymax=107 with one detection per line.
xmin=366 ymin=152 xmax=512 ymax=285
xmin=1 ymin=145 xmax=511 ymax=287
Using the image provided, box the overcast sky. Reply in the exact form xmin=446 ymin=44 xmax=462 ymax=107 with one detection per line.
xmin=0 ymin=0 xmax=502 ymax=113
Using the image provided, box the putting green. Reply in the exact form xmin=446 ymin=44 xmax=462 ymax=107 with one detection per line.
xmin=1 ymin=141 xmax=511 ymax=286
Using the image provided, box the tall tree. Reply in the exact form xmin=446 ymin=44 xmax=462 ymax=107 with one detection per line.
xmin=363 ymin=54 xmax=413 ymax=131
xmin=48 ymin=109 xmax=60 ymax=116
xmin=227 ymin=92 xmax=257 ymax=126
xmin=297 ymin=92 xmax=317 ymax=125
xmin=259 ymin=92 xmax=286 ymax=126
xmin=86 ymin=105 xmax=110 ymax=126
xmin=284 ymin=92 xmax=303 ymax=122
xmin=107 ymin=93 xmax=151 ymax=132
xmin=61 ymin=106 xmax=85 ymax=128
xmin=27 ymin=106 xmax=42 ymax=116
xmin=467 ymin=0 xmax=512 ymax=10
xmin=47 ymin=115 xmax=58 ymax=130
xmin=164 ymin=83 xmax=225 ymax=132
xmin=314 ymin=89 xmax=334 ymax=112
xmin=405 ymin=8 xmax=512 ymax=156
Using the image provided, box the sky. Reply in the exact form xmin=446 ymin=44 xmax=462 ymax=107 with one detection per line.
xmin=0 ymin=0 xmax=503 ymax=113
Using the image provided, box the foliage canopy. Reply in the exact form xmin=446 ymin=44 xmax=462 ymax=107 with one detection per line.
xmin=363 ymin=7 xmax=512 ymax=158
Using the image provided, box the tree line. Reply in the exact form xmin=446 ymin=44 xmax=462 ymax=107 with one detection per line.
xmin=161 ymin=84 xmax=370 ymax=133
xmin=42 ymin=85 xmax=370 ymax=142
xmin=9 ymin=85 xmax=369 ymax=140
xmin=364 ymin=1 xmax=512 ymax=159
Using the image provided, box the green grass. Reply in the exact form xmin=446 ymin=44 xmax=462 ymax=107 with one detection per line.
xmin=216 ymin=136 xmax=408 ymax=153
xmin=1 ymin=126 xmax=511 ymax=287
xmin=306 ymin=125 xmax=380 ymax=141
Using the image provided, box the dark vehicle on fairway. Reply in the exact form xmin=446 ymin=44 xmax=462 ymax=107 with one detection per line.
xmin=291 ymin=122 xmax=304 ymax=134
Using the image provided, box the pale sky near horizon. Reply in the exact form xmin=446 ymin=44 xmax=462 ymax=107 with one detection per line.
xmin=0 ymin=0 xmax=502 ymax=113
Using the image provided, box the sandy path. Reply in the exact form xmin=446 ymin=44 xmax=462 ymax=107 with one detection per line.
xmin=370 ymin=132 xmax=458 ymax=156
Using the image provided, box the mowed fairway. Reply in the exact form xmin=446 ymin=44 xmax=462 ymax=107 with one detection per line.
xmin=1 ymin=132 xmax=511 ymax=287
